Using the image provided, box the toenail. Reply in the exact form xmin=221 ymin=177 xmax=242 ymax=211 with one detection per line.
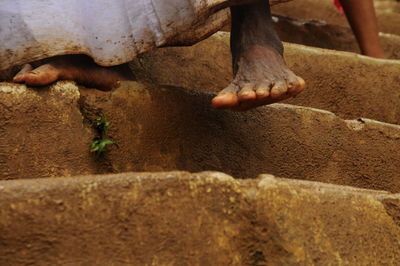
xmin=219 ymin=91 xmax=232 ymax=96
xmin=256 ymin=90 xmax=267 ymax=96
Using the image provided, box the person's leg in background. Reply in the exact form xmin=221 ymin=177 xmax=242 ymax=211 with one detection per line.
xmin=339 ymin=0 xmax=386 ymax=58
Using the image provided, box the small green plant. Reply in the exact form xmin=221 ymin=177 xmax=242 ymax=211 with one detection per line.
xmin=90 ymin=139 xmax=115 ymax=157
xmin=90 ymin=116 xmax=117 ymax=158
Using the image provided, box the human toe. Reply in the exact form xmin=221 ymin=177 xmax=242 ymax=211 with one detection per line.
xmin=212 ymin=85 xmax=239 ymax=109
xmin=255 ymin=82 xmax=271 ymax=100
xmin=287 ymin=75 xmax=306 ymax=95
xmin=13 ymin=64 xmax=33 ymax=83
xmin=23 ymin=64 xmax=60 ymax=86
xmin=237 ymin=83 xmax=257 ymax=102
xmin=270 ymin=81 xmax=288 ymax=99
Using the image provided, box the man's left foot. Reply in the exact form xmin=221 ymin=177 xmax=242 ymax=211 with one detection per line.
xmin=13 ymin=55 xmax=133 ymax=90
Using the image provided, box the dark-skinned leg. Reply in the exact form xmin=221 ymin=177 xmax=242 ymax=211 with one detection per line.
xmin=212 ymin=0 xmax=305 ymax=111
xmin=339 ymin=0 xmax=385 ymax=58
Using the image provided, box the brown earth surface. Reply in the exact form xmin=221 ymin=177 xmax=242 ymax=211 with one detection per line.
xmin=1 ymin=81 xmax=399 ymax=193
xmin=272 ymin=15 xmax=400 ymax=59
xmin=0 ymin=4 xmax=399 ymax=262
xmin=271 ymin=0 xmax=400 ymax=36
xmin=0 ymin=172 xmax=399 ymax=265
xmin=0 ymin=82 xmax=98 ymax=179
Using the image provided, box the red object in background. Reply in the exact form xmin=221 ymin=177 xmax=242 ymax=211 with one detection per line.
xmin=334 ymin=0 xmax=344 ymax=13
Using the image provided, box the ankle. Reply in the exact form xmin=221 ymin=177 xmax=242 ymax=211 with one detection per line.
xmin=361 ymin=47 xmax=386 ymax=59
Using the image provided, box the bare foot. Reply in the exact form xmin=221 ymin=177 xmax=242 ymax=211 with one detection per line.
xmin=13 ymin=55 xmax=133 ymax=89
xmin=212 ymin=1 xmax=305 ymax=111
xmin=212 ymin=45 xmax=305 ymax=111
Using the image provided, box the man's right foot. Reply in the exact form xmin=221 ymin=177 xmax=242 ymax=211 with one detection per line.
xmin=212 ymin=0 xmax=305 ymax=111
xmin=13 ymin=55 xmax=133 ymax=90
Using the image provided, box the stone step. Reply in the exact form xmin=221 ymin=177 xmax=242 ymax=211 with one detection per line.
xmin=0 ymin=171 xmax=399 ymax=265
xmin=130 ymin=32 xmax=400 ymax=124
xmin=271 ymin=0 xmax=400 ymax=36
xmin=1 ymin=81 xmax=399 ymax=192
xmin=272 ymin=15 xmax=400 ymax=60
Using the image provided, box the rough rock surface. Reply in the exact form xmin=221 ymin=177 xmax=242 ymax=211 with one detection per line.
xmin=0 ymin=2 xmax=399 ymax=263
xmin=130 ymin=32 xmax=400 ymax=124
xmin=0 ymin=171 xmax=399 ymax=265
xmin=272 ymin=15 xmax=400 ymax=59
xmin=1 ymin=81 xmax=399 ymax=193
xmin=0 ymin=82 xmax=97 ymax=180
xmin=271 ymin=0 xmax=400 ymax=36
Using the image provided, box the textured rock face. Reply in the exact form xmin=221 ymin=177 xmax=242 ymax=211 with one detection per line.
xmin=0 ymin=82 xmax=97 ymax=180
xmin=0 ymin=1 xmax=399 ymax=263
xmin=130 ymin=32 xmax=400 ymax=124
xmin=0 ymin=172 xmax=399 ymax=265
xmin=272 ymin=15 xmax=400 ymax=60
xmin=1 ymin=81 xmax=399 ymax=193
xmin=271 ymin=0 xmax=400 ymax=36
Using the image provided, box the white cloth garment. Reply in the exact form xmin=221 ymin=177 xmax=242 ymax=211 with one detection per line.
xmin=0 ymin=0 xmax=290 ymax=70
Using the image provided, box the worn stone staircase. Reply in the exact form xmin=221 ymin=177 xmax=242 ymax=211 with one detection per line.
xmin=1 ymin=1 xmax=400 ymax=264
